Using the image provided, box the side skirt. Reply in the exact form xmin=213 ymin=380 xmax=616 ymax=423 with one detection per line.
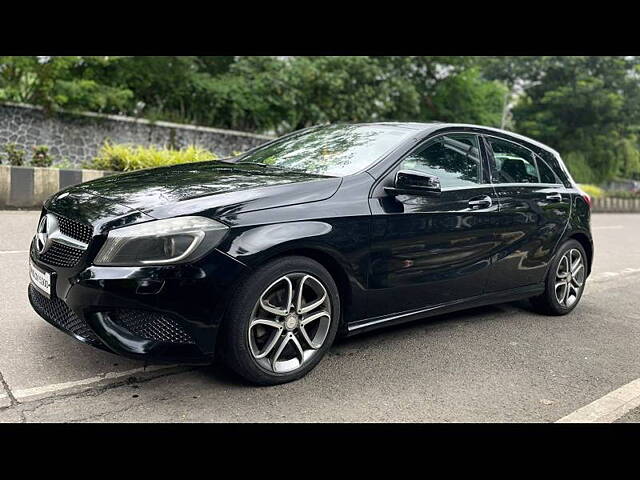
xmin=345 ymin=284 xmax=544 ymax=336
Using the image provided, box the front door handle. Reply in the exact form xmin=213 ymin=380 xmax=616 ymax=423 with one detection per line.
xmin=546 ymin=193 xmax=563 ymax=203
xmin=468 ymin=195 xmax=492 ymax=210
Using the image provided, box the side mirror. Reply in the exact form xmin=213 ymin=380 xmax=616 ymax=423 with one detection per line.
xmin=385 ymin=169 xmax=442 ymax=196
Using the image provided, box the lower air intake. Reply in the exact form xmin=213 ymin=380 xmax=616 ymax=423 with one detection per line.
xmin=109 ymin=309 xmax=195 ymax=345
xmin=28 ymin=284 xmax=102 ymax=345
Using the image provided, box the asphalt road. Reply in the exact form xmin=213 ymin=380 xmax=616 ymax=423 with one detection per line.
xmin=1 ymin=210 xmax=639 ymax=423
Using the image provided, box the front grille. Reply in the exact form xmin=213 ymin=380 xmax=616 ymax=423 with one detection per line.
xmin=39 ymin=242 xmax=85 ymax=268
xmin=109 ymin=309 xmax=195 ymax=345
xmin=56 ymin=214 xmax=93 ymax=245
xmin=28 ymin=284 xmax=102 ymax=345
xmin=35 ymin=212 xmax=93 ymax=268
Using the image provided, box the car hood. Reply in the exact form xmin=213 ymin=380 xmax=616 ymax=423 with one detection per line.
xmin=53 ymin=161 xmax=342 ymax=224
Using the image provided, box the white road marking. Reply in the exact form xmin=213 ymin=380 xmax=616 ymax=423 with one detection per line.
xmin=589 ymin=267 xmax=640 ymax=283
xmin=592 ymin=225 xmax=624 ymax=230
xmin=556 ymin=378 xmax=640 ymax=423
xmin=12 ymin=364 xmax=180 ymax=402
xmin=0 ymin=250 xmax=28 ymax=255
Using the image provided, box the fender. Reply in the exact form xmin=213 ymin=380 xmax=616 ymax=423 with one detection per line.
xmin=215 ymin=220 xmax=370 ymax=324
xmin=542 ymin=193 xmax=593 ymax=279
xmin=218 ymin=221 xmax=362 ymax=281
xmin=222 ymin=221 xmax=333 ymax=259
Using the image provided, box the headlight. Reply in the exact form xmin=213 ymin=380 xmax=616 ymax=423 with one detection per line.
xmin=94 ymin=216 xmax=229 ymax=266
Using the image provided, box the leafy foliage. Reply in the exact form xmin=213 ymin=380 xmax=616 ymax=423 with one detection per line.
xmin=480 ymin=56 xmax=640 ymax=183
xmin=578 ymin=184 xmax=605 ymax=198
xmin=90 ymin=142 xmax=217 ymax=172
xmin=30 ymin=145 xmax=53 ymax=167
xmin=2 ymin=143 xmax=26 ymax=166
xmin=0 ymin=56 xmax=133 ymax=113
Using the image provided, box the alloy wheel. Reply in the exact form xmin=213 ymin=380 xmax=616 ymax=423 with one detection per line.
xmin=248 ymin=273 xmax=332 ymax=374
xmin=554 ymin=248 xmax=585 ymax=308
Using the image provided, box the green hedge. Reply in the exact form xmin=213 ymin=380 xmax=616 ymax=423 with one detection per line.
xmin=578 ymin=184 xmax=605 ymax=198
xmin=579 ymin=183 xmax=639 ymax=199
xmin=89 ymin=142 xmax=218 ymax=172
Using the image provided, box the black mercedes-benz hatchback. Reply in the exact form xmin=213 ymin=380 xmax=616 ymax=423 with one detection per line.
xmin=28 ymin=123 xmax=593 ymax=385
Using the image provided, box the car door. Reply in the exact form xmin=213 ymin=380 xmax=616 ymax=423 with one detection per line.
xmin=482 ymin=134 xmax=572 ymax=293
xmin=366 ymin=132 xmax=502 ymax=318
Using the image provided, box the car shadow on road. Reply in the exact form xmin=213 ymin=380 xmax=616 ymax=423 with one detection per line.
xmin=334 ymin=299 xmax=537 ymax=348
xmin=24 ymin=296 xmax=541 ymax=391
xmin=198 ymin=299 xmax=539 ymax=387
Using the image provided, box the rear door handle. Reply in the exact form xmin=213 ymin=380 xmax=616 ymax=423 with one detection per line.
xmin=546 ymin=193 xmax=563 ymax=203
xmin=468 ymin=195 xmax=492 ymax=210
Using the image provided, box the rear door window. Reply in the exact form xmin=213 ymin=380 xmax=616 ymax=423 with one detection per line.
xmin=486 ymin=137 xmax=539 ymax=184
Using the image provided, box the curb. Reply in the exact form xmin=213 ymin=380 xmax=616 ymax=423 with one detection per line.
xmin=0 ymin=165 xmax=111 ymax=209
xmin=592 ymin=197 xmax=640 ymax=213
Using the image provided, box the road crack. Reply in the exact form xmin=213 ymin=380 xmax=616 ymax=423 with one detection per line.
xmin=0 ymin=369 xmax=18 ymax=407
xmin=4 ymin=366 xmax=197 ymax=422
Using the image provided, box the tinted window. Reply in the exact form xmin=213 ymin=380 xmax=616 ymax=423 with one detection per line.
xmin=488 ymin=137 xmax=539 ymax=184
xmin=536 ymin=156 xmax=559 ymax=184
xmin=238 ymin=124 xmax=415 ymax=176
xmin=539 ymin=150 xmax=569 ymax=185
xmin=401 ymin=134 xmax=482 ymax=188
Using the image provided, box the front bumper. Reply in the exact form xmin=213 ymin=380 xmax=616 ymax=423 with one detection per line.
xmin=28 ymin=245 xmax=250 ymax=364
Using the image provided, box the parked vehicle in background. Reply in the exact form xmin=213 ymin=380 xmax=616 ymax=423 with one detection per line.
xmin=28 ymin=123 xmax=593 ymax=385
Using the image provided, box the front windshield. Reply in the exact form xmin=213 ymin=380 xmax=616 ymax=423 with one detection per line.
xmin=237 ymin=124 xmax=415 ymax=177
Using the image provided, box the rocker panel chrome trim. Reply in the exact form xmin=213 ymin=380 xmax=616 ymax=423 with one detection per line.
xmin=347 ymin=284 xmax=544 ymax=335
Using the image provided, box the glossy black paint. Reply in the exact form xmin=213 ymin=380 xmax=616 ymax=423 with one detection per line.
xmin=29 ymin=122 xmax=593 ymax=364
xmin=484 ymin=183 xmax=571 ymax=292
xmin=368 ymin=186 xmax=500 ymax=316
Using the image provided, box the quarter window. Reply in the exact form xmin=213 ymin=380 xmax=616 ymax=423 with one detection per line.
xmin=536 ymin=156 xmax=559 ymax=184
xmin=400 ymin=134 xmax=482 ymax=188
xmin=539 ymin=150 xmax=569 ymax=185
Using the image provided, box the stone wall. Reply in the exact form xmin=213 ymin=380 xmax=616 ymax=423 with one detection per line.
xmin=0 ymin=102 xmax=273 ymax=166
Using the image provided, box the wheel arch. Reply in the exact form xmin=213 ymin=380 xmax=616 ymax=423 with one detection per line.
xmin=568 ymin=232 xmax=593 ymax=276
xmin=213 ymin=244 xmax=355 ymax=362
xmin=253 ymin=247 xmax=354 ymax=333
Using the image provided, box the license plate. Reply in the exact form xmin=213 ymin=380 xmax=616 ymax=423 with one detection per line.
xmin=30 ymin=260 xmax=52 ymax=298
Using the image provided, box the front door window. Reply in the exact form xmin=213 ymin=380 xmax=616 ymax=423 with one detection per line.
xmin=401 ymin=134 xmax=483 ymax=188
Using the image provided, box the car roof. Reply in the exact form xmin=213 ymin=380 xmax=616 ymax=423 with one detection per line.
xmin=356 ymin=122 xmax=561 ymax=157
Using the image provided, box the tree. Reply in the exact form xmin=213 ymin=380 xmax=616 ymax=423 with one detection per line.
xmin=481 ymin=56 xmax=640 ymax=183
xmin=0 ymin=56 xmax=133 ymax=113
xmin=373 ymin=56 xmax=506 ymax=125
xmin=424 ymin=67 xmax=506 ymax=126
xmin=187 ymin=56 xmax=506 ymax=134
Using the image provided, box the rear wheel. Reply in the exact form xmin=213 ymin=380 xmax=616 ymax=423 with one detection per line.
xmin=530 ymin=239 xmax=587 ymax=315
xmin=220 ymin=256 xmax=340 ymax=385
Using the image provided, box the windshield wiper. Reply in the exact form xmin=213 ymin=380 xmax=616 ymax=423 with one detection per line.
xmin=237 ymin=162 xmax=291 ymax=171
xmin=236 ymin=161 xmax=337 ymax=177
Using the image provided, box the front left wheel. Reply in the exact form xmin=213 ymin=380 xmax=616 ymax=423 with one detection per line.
xmin=220 ymin=256 xmax=340 ymax=385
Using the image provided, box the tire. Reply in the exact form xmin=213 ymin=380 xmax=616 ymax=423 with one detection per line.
xmin=530 ymin=239 xmax=588 ymax=316
xmin=220 ymin=255 xmax=340 ymax=385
